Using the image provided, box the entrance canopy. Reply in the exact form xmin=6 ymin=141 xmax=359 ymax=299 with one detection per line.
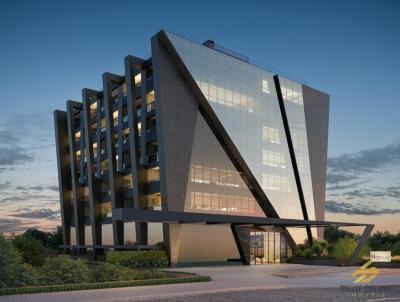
xmin=113 ymin=208 xmax=373 ymax=266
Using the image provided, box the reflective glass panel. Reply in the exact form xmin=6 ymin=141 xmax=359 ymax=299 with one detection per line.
xmin=167 ymin=32 xmax=308 ymax=243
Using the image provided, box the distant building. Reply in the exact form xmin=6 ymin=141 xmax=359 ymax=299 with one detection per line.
xmin=54 ymin=30 xmax=363 ymax=266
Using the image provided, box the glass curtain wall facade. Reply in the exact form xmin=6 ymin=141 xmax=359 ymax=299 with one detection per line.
xmin=166 ymin=32 xmax=313 ymax=243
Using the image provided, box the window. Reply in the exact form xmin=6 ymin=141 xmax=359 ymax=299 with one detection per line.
xmin=134 ymin=73 xmax=141 ymax=86
xmin=262 ymin=150 xmax=286 ymax=168
xmin=70 ymin=227 xmax=76 ymax=245
xmin=262 ymin=174 xmax=290 ymax=192
xmin=90 ymin=101 xmax=97 ymax=114
xmin=101 ymin=224 xmax=113 ymax=245
xmin=262 ymin=127 xmax=280 ymax=144
xmin=146 ymin=91 xmax=155 ymax=104
xmin=148 ymin=223 xmax=163 ymax=245
xmin=124 ymin=222 xmax=136 ymax=245
xmin=262 ymin=80 xmax=270 ymax=94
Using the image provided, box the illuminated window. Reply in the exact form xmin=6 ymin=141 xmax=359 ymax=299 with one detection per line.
xmin=134 ymin=73 xmax=141 ymax=86
xmin=148 ymin=223 xmax=163 ymax=245
xmin=123 ymin=128 xmax=129 ymax=141
xmin=70 ymin=227 xmax=76 ymax=245
xmin=122 ymin=175 xmax=133 ymax=189
xmin=262 ymin=150 xmax=286 ymax=168
xmin=101 ymin=224 xmax=113 ymax=245
xmin=146 ymin=91 xmax=155 ymax=104
xmin=196 ymin=80 xmax=255 ymax=113
xmin=90 ymin=101 xmax=97 ymax=113
xmin=75 ymin=131 xmax=81 ymax=139
xmin=113 ymin=111 xmax=118 ymax=119
xmin=97 ymin=202 xmax=112 ymax=218
xmin=262 ymin=80 xmax=270 ymax=94
xmin=262 ymin=127 xmax=281 ymax=144
xmin=281 ymin=85 xmax=303 ymax=105
xmin=262 ymin=174 xmax=290 ymax=192
xmin=84 ymin=225 xmax=92 ymax=246
xmin=124 ymin=222 xmax=136 ymax=245
xmin=101 ymin=118 xmax=106 ymax=132
xmin=145 ymin=193 xmax=162 ymax=210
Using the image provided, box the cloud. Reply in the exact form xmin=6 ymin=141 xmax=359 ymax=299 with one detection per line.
xmin=327 ymin=180 xmax=371 ymax=191
xmin=325 ymin=200 xmax=400 ymax=216
xmin=0 ymin=167 xmax=15 ymax=174
xmin=15 ymin=185 xmax=44 ymax=191
xmin=328 ymin=142 xmax=400 ymax=174
xmin=344 ymin=186 xmax=400 ymax=199
xmin=13 ymin=208 xmax=60 ymax=220
xmin=0 ymin=146 xmax=34 ymax=165
xmin=47 ymin=185 xmax=59 ymax=192
xmin=0 ymin=181 xmax=11 ymax=190
xmin=0 ymin=130 xmax=20 ymax=144
xmin=326 ymin=173 xmax=359 ymax=184
xmin=0 ymin=218 xmax=31 ymax=233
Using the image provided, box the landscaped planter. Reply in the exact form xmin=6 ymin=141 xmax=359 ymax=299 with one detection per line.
xmin=288 ymin=257 xmax=338 ymax=266
xmin=0 ymin=275 xmax=211 ymax=296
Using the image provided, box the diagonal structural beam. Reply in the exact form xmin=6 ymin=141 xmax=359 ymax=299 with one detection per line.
xmin=53 ymin=110 xmax=72 ymax=249
xmin=274 ymin=75 xmax=313 ymax=246
xmin=124 ymin=55 xmax=148 ymax=245
xmin=82 ymin=89 xmax=102 ymax=252
xmin=66 ymin=100 xmax=85 ymax=250
xmin=103 ymin=72 xmax=124 ymax=246
xmin=348 ymin=224 xmax=374 ymax=266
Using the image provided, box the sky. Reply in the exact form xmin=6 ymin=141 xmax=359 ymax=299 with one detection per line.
xmin=0 ymin=0 xmax=399 ymax=235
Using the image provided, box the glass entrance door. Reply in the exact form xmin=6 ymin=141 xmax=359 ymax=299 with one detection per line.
xmin=250 ymin=231 xmax=281 ymax=264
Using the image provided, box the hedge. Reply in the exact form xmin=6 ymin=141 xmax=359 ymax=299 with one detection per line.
xmin=106 ymin=250 xmax=168 ymax=268
xmin=0 ymin=275 xmax=211 ymax=296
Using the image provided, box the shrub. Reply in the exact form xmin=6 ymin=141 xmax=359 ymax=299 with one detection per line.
xmin=332 ymin=237 xmax=357 ymax=258
xmin=294 ymin=239 xmax=330 ymax=257
xmin=324 ymin=226 xmax=356 ymax=243
xmin=392 ymin=242 xmax=400 ymax=256
xmin=39 ymin=255 xmax=91 ymax=285
xmin=106 ymin=250 xmax=168 ymax=268
xmin=12 ymin=235 xmax=47 ymax=266
xmin=0 ymin=234 xmax=40 ymax=288
xmin=90 ymin=262 xmax=166 ymax=282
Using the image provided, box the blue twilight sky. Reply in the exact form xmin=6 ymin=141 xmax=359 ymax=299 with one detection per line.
xmin=0 ymin=0 xmax=399 ymax=234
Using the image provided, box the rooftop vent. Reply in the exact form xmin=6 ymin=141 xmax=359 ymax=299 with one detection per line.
xmin=203 ymin=39 xmax=249 ymax=63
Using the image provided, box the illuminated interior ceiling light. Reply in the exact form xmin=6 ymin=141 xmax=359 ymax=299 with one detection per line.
xmin=134 ymin=73 xmax=141 ymax=85
xmin=90 ymin=102 xmax=97 ymax=111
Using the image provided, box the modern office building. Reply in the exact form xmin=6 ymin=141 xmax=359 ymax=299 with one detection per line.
xmin=54 ymin=30 xmax=371 ymax=266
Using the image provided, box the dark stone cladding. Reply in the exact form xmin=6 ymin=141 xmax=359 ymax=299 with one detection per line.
xmin=53 ymin=111 xmax=72 ymax=247
xmin=302 ymin=85 xmax=330 ymax=239
xmin=151 ymin=32 xmax=199 ymax=262
xmin=151 ymin=35 xmax=198 ymax=213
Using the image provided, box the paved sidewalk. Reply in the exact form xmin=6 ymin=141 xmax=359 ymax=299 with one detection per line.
xmin=1 ymin=264 xmax=399 ymax=302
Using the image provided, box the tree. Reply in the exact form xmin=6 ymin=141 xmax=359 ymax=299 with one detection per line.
xmin=294 ymin=239 xmax=330 ymax=257
xmin=39 ymin=255 xmax=91 ymax=285
xmin=0 ymin=234 xmax=40 ymax=288
xmin=50 ymin=226 xmax=63 ymax=249
xmin=324 ymin=226 xmax=356 ymax=243
xmin=12 ymin=235 xmax=47 ymax=266
xmin=332 ymin=237 xmax=357 ymax=258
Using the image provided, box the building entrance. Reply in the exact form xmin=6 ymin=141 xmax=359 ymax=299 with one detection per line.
xmin=250 ymin=231 xmax=282 ymax=264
